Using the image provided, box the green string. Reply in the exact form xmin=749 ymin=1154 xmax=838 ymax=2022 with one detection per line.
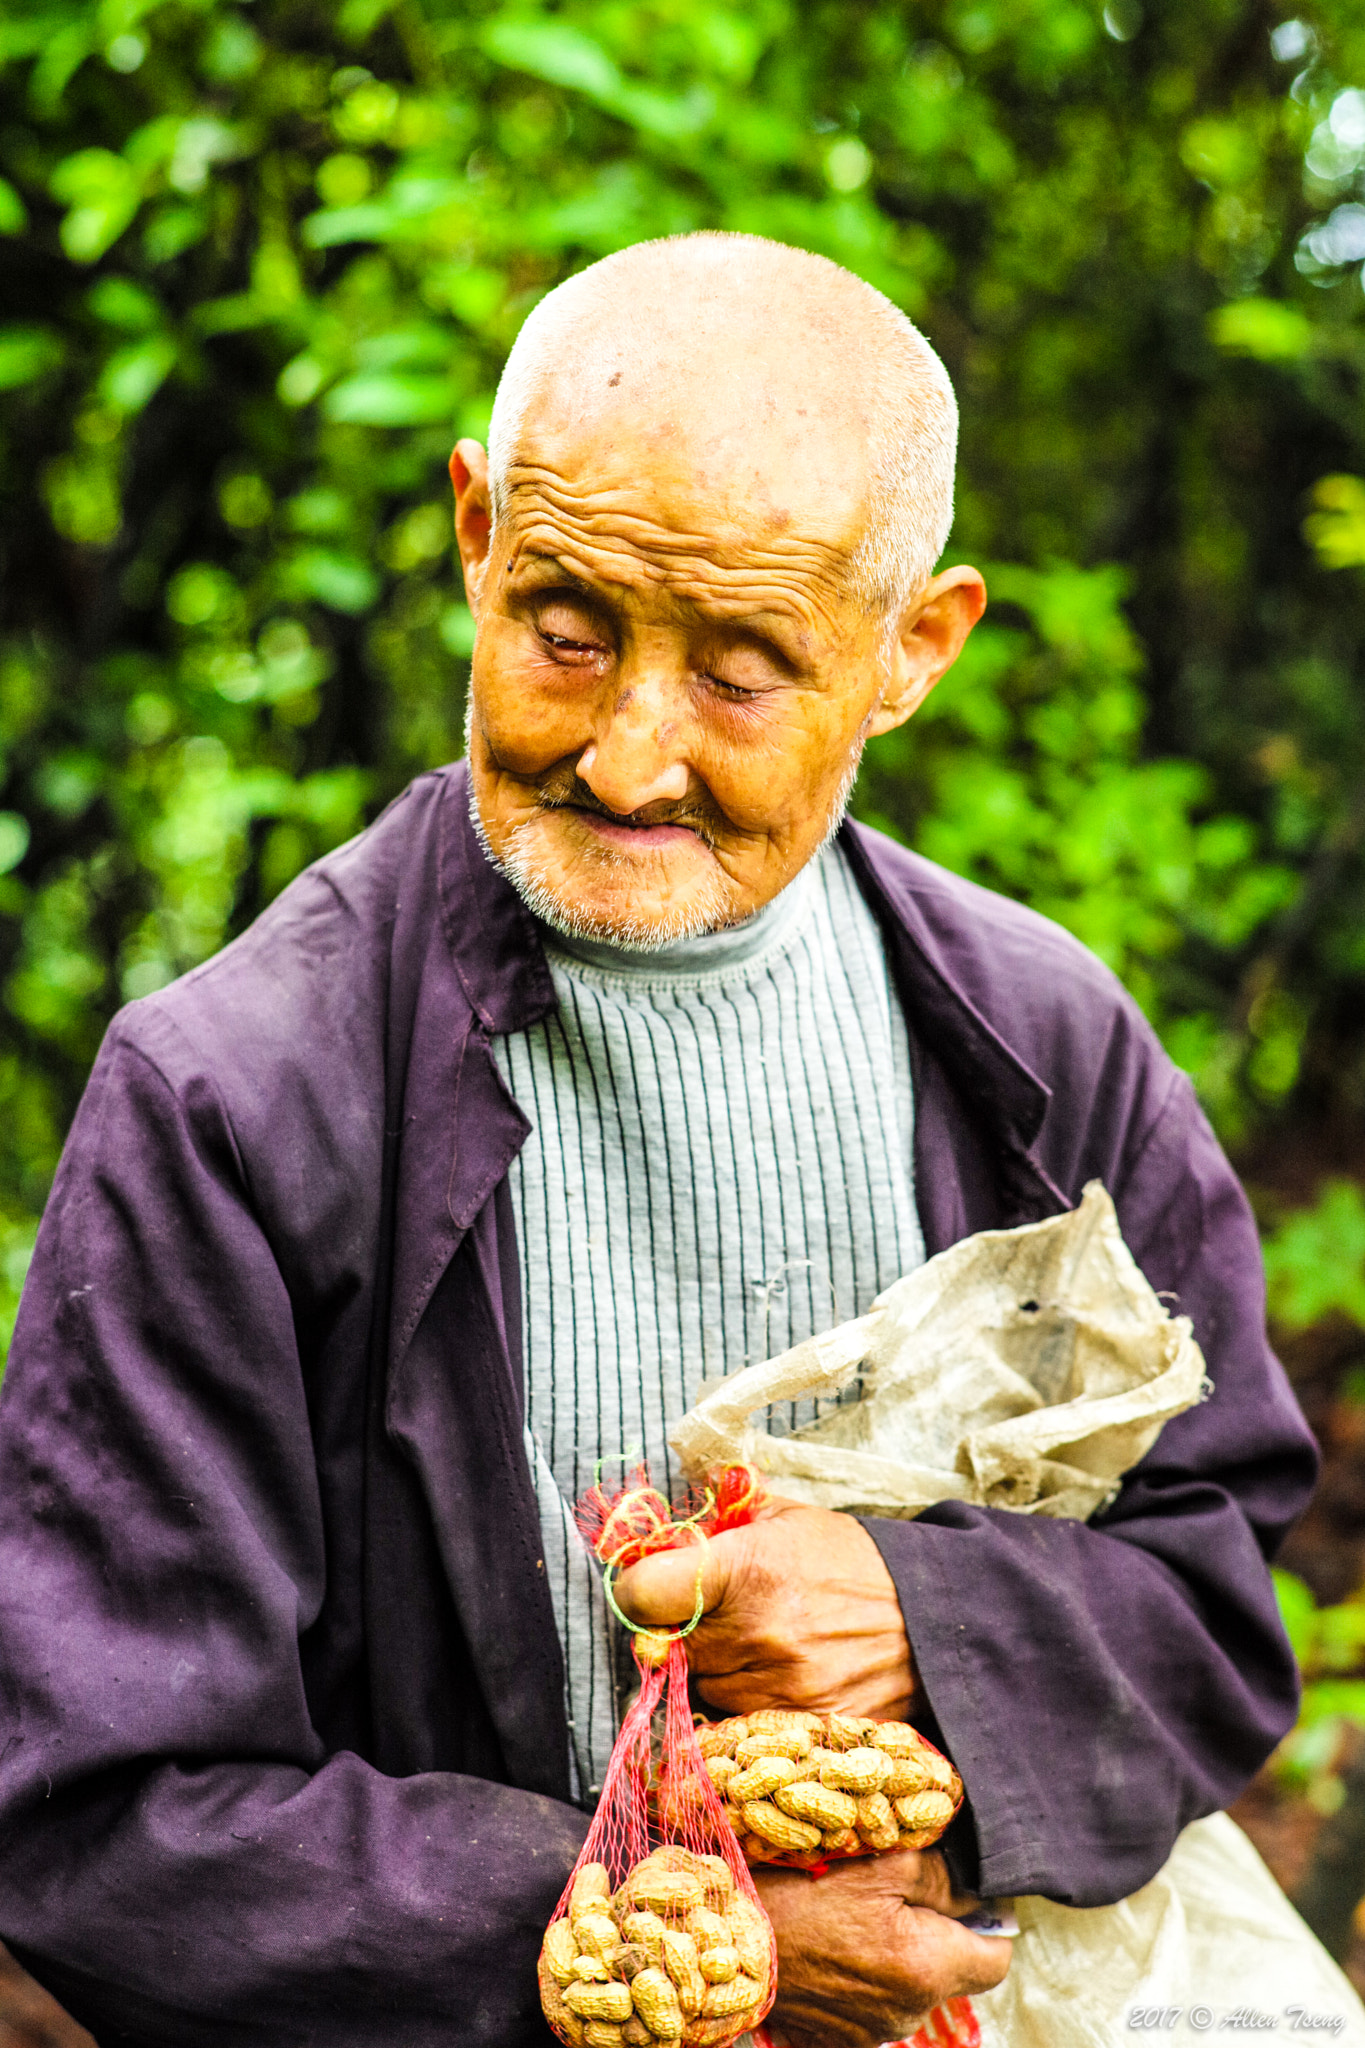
xmin=600 ymin=1487 xmax=715 ymax=1644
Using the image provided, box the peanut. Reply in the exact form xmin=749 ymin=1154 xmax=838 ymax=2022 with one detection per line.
xmin=576 ymin=1914 xmax=624 ymax=1963
xmin=870 ymin=1721 xmax=923 ymax=1757
xmin=543 ymin=1920 xmax=579 ymax=1986
xmin=729 ymin=1756 xmax=800 ymax=1803
xmin=773 ymin=1781 xmax=858 ymax=1833
xmin=571 ymin=1864 xmax=615 ymax=1919
xmin=700 ymin=1973 xmax=764 ymax=2018
xmin=671 ymin=1850 xmax=733 ymax=1911
xmin=631 ymin=1965 xmax=685 ymax=2038
xmin=623 ymin=2022 xmax=653 ymax=2048
xmin=584 ymin=2026 xmax=626 ymax=2048
xmin=735 ymin=1730 xmax=811 ymax=1766
xmin=565 ymin=1982 xmax=634 ymax=2022
xmin=622 ymin=1870 xmax=705 ymax=1917
xmin=823 ymin=1714 xmax=878 ymax=1751
xmin=724 ymin=1895 xmax=772 ymax=1986
xmin=695 ymin=1723 xmax=742 ymax=1760
xmin=540 ymin=1962 xmax=586 ymax=2043
xmin=697 ymin=1944 xmax=740 ymax=1984
xmin=894 ymin=1790 xmax=957 ymax=1834
xmin=571 ymin=1956 xmax=612 ymax=1983
xmin=686 ymin=1907 xmax=730 ymax=1953
xmin=884 ymin=1753 xmax=935 ymax=1798
xmin=741 ymin=1800 xmax=822 ymax=1856
xmin=747 ymin=1708 xmax=824 ymax=1733
xmin=703 ymin=1756 xmax=738 ymax=1797
xmin=681 ymin=2023 xmax=736 ymax=2048
xmin=660 ymin=1930 xmax=705 ymax=2017
xmin=821 ymin=1827 xmax=861 ymax=1855
xmin=621 ymin=1911 xmax=668 ymax=1960
xmin=818 ymin=1747 xmax=891 ymax=1796
xmin=854 ymin=1791 xmax=895 ymax=1834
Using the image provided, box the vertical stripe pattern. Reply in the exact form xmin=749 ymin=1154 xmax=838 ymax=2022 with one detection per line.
xmin=491 ymin=842 xmax=924 ymax=1803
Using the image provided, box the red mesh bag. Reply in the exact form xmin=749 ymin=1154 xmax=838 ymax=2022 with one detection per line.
xmin=694 ymin=1708 xmax=962 ymax=1872
xmin=538 ymin=1466 xmax=778 ymax=2048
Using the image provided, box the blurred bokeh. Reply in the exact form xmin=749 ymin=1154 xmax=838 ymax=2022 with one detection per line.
xmin=7 ymin=0 xmax=1365 ymax=2024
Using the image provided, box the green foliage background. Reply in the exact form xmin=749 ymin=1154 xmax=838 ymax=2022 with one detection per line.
xmin=5 ymin=0 xmax=1365 ymax=1375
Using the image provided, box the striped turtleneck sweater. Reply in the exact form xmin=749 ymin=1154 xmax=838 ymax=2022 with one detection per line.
xmin=490 ymin=839 xmax=925 ymax=1803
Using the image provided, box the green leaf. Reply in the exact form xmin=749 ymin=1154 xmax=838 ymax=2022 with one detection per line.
xmin=281 ymin=550 xmax=381 ymax=614
xmin=1210 ymin=299 xmax=1313 ymax=363
xmin=0 ymin=815 xmax=30 ymax=877
xmin=1304 ymin=475 xmax=1365 ymax=571
xmin=98 ymin=335 xmax=176 ymax=413
xmin=1263 ymin=1181 xmax=1365 ymax=1330
xmin=88 ymin=277 xmax=162 ymax=331
xmin=0 ymin=178 xmax=27 ymax=235
xmin=480 ymin=17 xmax=621 ymax=99
xmin=49 ymin=148 xmax=141 ymax=263
xmin=322 ymin=371 xmax=456 ymax=426
xmin=0 ymin=326 xmax=64 ymax=392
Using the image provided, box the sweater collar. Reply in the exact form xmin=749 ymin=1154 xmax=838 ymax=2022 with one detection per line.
xmin=437 ymin=763 xmax=1058 ymax=1197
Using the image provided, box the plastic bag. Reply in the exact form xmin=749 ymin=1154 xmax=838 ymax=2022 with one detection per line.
xmin=971 ymin=1812 xmax=1365 ymax=2046
xmin=669 ymin=1182 xmax=1206 ymax=1520
xmin=671 ymin=1186 xmax=1365 ymax=2046
xmin=538 ymin=1470 xmax=778 ymax=2048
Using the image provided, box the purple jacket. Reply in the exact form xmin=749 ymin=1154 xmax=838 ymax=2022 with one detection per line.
xmin=0 ymin=763 xmax=1315 ymax=2045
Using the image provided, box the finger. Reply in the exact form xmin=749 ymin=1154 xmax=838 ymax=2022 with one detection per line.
xmin=612 ymin=1538 xmax=728 ymax=1627
xmin=898 ymin=1904 xmax=1013 ymax=2005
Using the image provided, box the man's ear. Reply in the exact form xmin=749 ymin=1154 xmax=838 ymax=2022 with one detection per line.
xmin=449 ymin=439 xmax=492 ymax=614
xmin=867 ymin=565 xmax=987 ymax=738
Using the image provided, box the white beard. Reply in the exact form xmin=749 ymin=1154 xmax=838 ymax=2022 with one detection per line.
xmin=464 ymin=701 xmax=867 ymax=954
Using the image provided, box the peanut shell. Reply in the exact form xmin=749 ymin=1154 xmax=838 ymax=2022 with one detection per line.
xmin=542 ymin=1919 xmax=578 ymax=1986
xmin=565 ymin=1982 xmax=634 ymax=2022
xmin=729 ymin=1756 xmax=799 ymax=1802
xmin=700 ymin=1973 xmax=764 ymax=2018
xmin=773 ymin=1780 xmax=858 ymax=1832
xmin=741 ymin=1799 xmax=821 ymax=1855
xmin=660 ymin=1930 xmax=705 ymax=2017
xmin=894 ymin=1790 xmax=957 ymax=1834
xmin=818 ymin=1747 xmax=891 ymax=1796
xmin=630 ymin=1965 xmax=685 ymax=2038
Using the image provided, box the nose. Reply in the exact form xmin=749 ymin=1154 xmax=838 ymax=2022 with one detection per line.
xmin=575 ymin=672 xmax=691 ymax=814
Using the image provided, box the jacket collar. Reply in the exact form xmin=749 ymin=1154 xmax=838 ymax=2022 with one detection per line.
xmin=440 ymin=763 xmax=557 ymax=1036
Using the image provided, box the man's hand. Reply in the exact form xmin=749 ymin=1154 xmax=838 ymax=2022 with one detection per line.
xmin=754 ymin=1849 xmax=1010 ymax=2048
xmin=612 ymin=1497 xmax=916 ymax=1720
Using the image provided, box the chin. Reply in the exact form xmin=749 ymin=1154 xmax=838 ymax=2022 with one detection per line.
xmin=499 ymin=822 xmax=736 ymax=952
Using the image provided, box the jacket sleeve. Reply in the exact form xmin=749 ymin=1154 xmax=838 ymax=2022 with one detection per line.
xmin=0 ymin=1013 xmax=586 ymax=2045
xmin=866 ymin=1071 xmax=1318 ymax=1907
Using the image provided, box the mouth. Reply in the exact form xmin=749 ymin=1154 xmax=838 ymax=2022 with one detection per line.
xmin=564 ymin=806 xmax=703 ymax=852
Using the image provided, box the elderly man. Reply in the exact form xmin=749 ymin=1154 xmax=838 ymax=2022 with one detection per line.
xmin=0 ymin=234 xmax=1314 ymax=2046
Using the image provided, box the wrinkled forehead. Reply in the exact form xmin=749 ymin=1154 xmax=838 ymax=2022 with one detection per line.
xmin=501 ymin=346 xmax=875 ymax=567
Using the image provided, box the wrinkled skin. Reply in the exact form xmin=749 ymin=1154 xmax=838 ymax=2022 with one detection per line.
xmin=755 ymin=1850 xmax=1011 ymax=2048
xmin=613 ymin=1495 xmax=918 ymax=1722
xmin=451 ymin=391 xmax=984 ymax=946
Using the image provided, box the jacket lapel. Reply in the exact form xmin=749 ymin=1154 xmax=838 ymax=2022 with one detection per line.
xmin=368 ymin=766 xmax=568 ymax=1795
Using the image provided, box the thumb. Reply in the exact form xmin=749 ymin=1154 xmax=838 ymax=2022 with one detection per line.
xmin=612 ymin=1537 xmax=729 ymax=1629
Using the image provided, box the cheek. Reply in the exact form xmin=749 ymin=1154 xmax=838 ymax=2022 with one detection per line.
xmin=699 ymin=696 xmax=861 ymax=833
xmin=472 ymin=635 xmax=599 ymax=772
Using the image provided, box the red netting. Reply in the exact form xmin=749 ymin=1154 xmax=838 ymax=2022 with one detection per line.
xmin=753 ymin=1997 xmax=979 ymax=2048
xmin=538 ymin=1467 xmax=777 ymax=2048
xmin=907 ymin=1997 xmax=982 ymax=2047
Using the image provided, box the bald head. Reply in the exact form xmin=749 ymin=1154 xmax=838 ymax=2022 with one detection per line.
xmin=486 ymin=232 xmax=957 ymax=615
